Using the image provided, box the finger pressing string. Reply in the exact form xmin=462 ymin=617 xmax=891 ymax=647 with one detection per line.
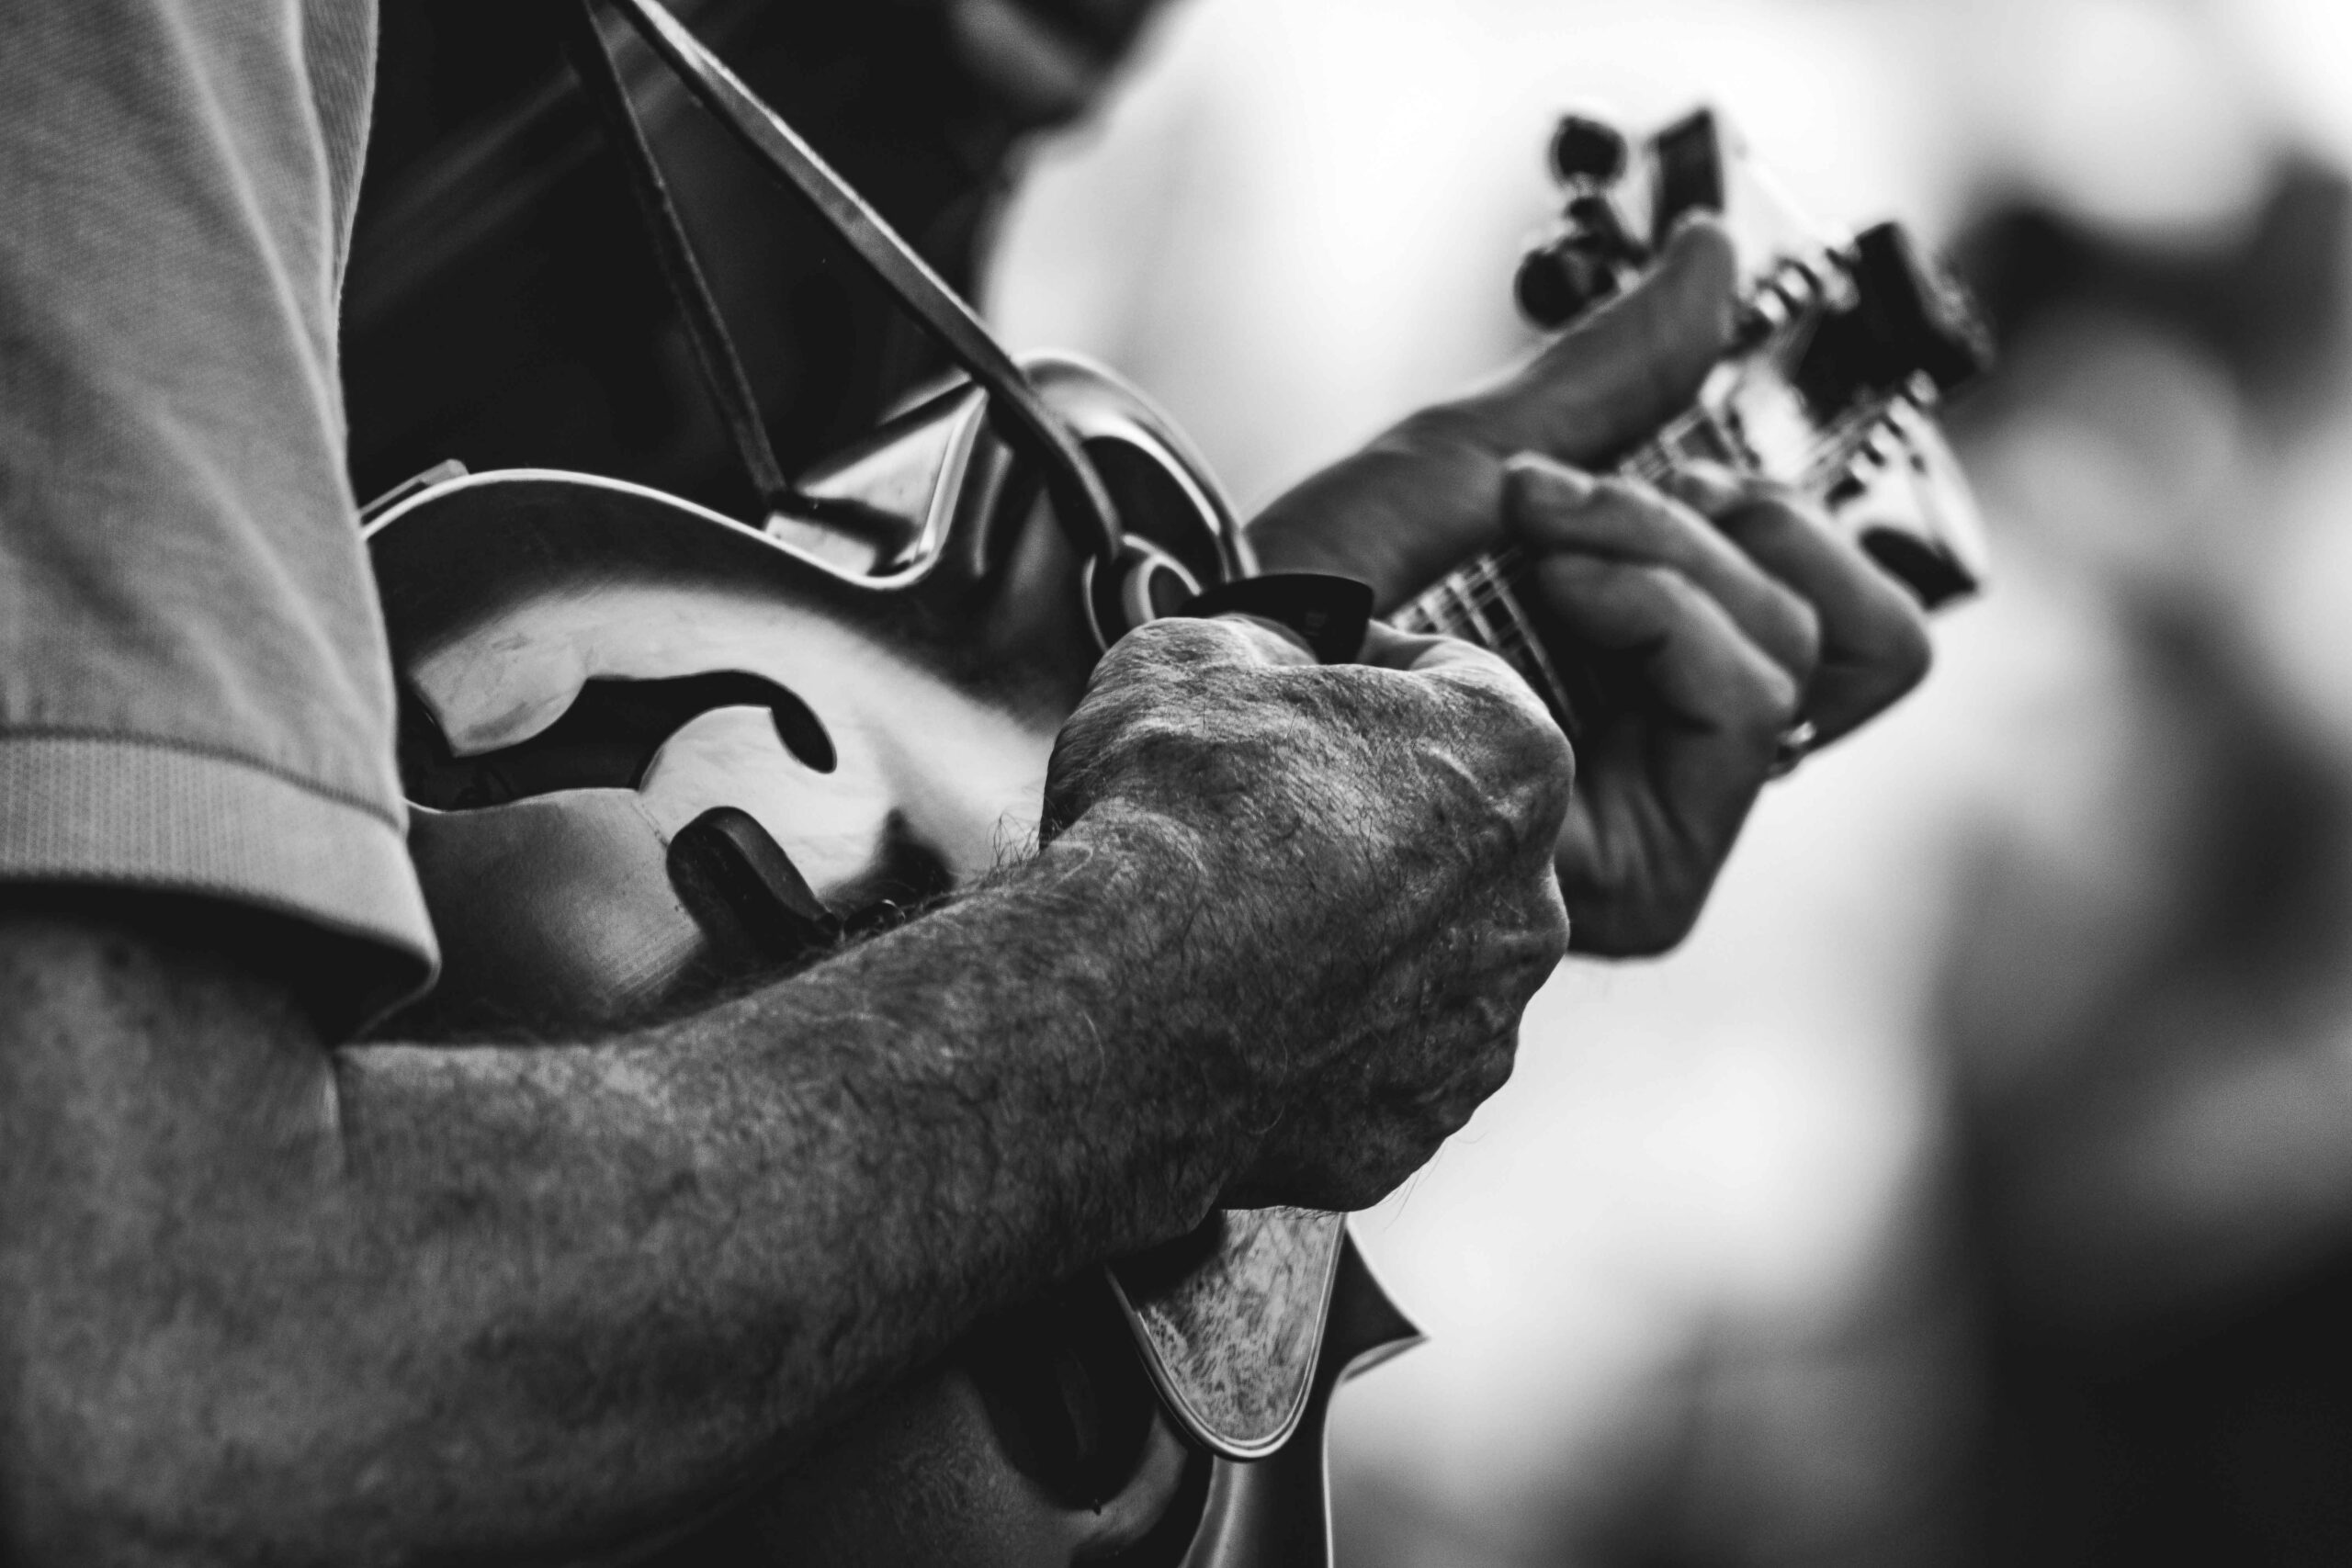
xmin=1464 ymin=218 xmax=1741 ymax=462
xmin=1680 ymin=483 xmax=1933 ymax=747
xmin=1531 ymin=553 xmax=1800 ymax=749
xmin=1504 ymin=454 xmax=1821 ymax=685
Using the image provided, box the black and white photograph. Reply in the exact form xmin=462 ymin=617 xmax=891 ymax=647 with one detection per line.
xmin=2 ymin=0 xmax=2348 ymax=1562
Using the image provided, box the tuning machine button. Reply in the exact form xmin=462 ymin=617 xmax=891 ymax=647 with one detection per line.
xmin=1515 ymin=235 xmax=1623 ymax=330
xmin=1567 ymin=192 xmax=1647 ymax=264
xmin=1648 ymin=108 xmax=1729 ymax=243
xmin=1518 ymin=112 xmax=1647 ymax=333
xmin=1847 ymin=222 xmax=1995 ymax=397
xmin=1549 ymin=114 xmax=1631 ymax=188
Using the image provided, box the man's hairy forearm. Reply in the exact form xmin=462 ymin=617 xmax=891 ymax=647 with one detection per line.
xmin=0 ymin=812 xmax=1247 ymax=1563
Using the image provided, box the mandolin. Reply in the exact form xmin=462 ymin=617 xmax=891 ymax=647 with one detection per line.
xmin=368 ymin=3 xmax=1989 ymax=1561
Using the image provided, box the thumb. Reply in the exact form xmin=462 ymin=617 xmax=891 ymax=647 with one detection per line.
xmin=1459 ymin=215 xmax=1738 ymax=465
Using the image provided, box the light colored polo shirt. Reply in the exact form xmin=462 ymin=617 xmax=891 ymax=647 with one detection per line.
xmin=0 ymin=1 xmax=436 ymax=1018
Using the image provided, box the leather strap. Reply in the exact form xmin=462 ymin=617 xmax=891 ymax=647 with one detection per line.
xmin=580 ymin=0 xmax=1125 ymax=568
xmin=559 ymin=0 xmax=794 ymax=511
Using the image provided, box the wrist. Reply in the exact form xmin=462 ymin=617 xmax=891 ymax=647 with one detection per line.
xmin=1022 ymin=804 xmax=1271 ymax=1233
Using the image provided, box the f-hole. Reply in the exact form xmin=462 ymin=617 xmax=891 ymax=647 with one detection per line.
xmin=399 ymin=672 xmax=836 ymax=811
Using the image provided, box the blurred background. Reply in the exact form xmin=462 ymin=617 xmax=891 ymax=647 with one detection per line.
xmin=343 ymin=0 xmax=2352 ymax=1558
xmin=980 ymin=1 xmax=2352 ymax=1563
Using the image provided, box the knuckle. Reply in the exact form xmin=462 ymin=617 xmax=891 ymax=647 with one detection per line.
xmin=1419 ymin=647 xmax=1522 ymax=709
xmin=1389 ymin=401 xmax=1494 ymax=462
xmin=1534 ymin=745 xmax=1577 ymax=835
xmin=1112 ymin=615 xmax=1240 ymax=672
xmin=1779 ymin=592 xmax=1826 ymax=681
xmin=1589 ymin=474 xmax=1656 ymax=517
xmin=1476 ymin=666 xmax=1568 ymax=751
xmin=1719 ymin=486 xmax=1826 ymax=545
xmin=1084 ymin=636 xmax=1168 ymax=705
xmin=1876 ymin=604 xmax=1935 ymax=693
xmin=1524 ymin=876 xmax=1573 ymax=960
xmin=1057 ymin=662 xmax=1313 ymax=822
xmin=1057 ymin=684 xmax=1154 ymax=768
xmin=1413 ymin=672 xmax=1576 ymax=844
xmin=1470 ymin=1039 xmax=1519 ymax=1102
xmin=1511 ymin=730 xmax=1577 ymax=841
xmin=1414 ymin=657 xmax=1529 ymax=732
xmin=1724 ymin=654 xmax=1804 ymax=752
xmin=1385 ymin=1072 xmax=1475 ymax=1147
xmin=1306 ymin=1145 xmax=1416 ymax=1213
xmin=1621 ymin=559 xmax=1715 ymax=631
xmin=1755 ymin=660 xmax=1805 ymax=733
xmin=1634 ymin=560 xmax=1695 ymax=606
xmin=1422 ymin=1048 xmax=1516 ymax=1136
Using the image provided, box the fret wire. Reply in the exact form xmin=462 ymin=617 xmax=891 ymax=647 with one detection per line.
xmin=1478 ymin=558 xmax=1574 ymax=716
xmin=1457 ymin=551 xmax=1518 ymax=604
xmin=1458 ymin=570 xmax=1531 ymax=660
xmin=1614 ymin=391 xmax=1899 ymax=495
xmin=1392 ymin=389 xmax=1903 ymax=706
xmin=1453 ymin=555 xmax=1511 ymax=604
xmin=1408 ymin=581 xmax=1471 ymax=640
xmin=1465 ymin=554 xmax=1516 ymax=617
xmin=1442 ymin=574 xmax=1510 ymax=658
xmin=1430 ymin=552 xmax=1575 ymax=722
xmin=1437 ymin=575 xmax=1487 ymax=643
xmin=1392 ymin=595 xmax=1439 ymax=636
xmin=1811 ymin=404 xmax=1892 ymax=480
xmin=1428 ymin=582 xmax=1471 ymax=634
xmin=1399 ymin=577 xmax=1447 ymax=629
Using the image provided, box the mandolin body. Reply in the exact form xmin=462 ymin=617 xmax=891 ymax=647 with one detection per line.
xmin=368 ymin=356 xmax=1414 ymax=1566
xmin=383 ymin=362 xmax=1148 ymax=1030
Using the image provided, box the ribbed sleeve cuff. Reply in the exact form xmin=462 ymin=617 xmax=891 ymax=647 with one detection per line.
xmin=0 ymin=734 xmax=438 ymax=1027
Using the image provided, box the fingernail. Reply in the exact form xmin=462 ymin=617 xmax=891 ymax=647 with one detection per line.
xmin=1664 ymin=208 xmax=1724 ymax=246
xmin=1664 ymin=458 xmax=1744 ymax=513
xmin=1506 ymin=452 xmax=1599 ymax=507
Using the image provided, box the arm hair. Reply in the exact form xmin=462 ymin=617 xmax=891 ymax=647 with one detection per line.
xmin=0 ymin=812 xmax=1251 ymax=1565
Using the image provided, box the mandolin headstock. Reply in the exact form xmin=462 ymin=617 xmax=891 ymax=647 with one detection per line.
xmin=1516 ymin=107 xmax=1994 ymax=610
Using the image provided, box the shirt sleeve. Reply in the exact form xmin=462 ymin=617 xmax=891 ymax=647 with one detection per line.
xmin=0 ymin=0 xmax=437 ymax=1026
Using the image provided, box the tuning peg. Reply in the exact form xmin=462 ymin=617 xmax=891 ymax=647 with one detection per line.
xmin=1549 ymin=113 xmax=1631 ymax=188
xmin=1564 ymin=192 xmax=1646 ymax=265
xmin=1649 ymin=109 xmax=1727 ymax=242
xmin=1516 ymin=235 xmax=1623 ymax=329
xmin=1847 ymin=222 xmax=1995 ymax=397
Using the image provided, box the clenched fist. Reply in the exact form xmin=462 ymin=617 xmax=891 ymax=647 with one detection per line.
xmin=1041 ymin=615 xmax=1571 ymax=1212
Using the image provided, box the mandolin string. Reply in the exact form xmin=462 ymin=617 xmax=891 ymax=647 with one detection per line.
xmin=1463 ymin=556 xmax=1566 ymax=697
xmin=1413 ymin=394 xmax=1892 ymax=617
xmin=1401 ymin=389 xmax=1905 ymax=705
xmin=1400 ymin=242 xmax=1945 ymax=696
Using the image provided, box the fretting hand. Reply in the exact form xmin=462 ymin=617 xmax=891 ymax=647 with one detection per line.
xmin=1249 ymin=217 xmax=1930 ymax=956
xmin=1503 ymin=457 xmax=1925 ymax=953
